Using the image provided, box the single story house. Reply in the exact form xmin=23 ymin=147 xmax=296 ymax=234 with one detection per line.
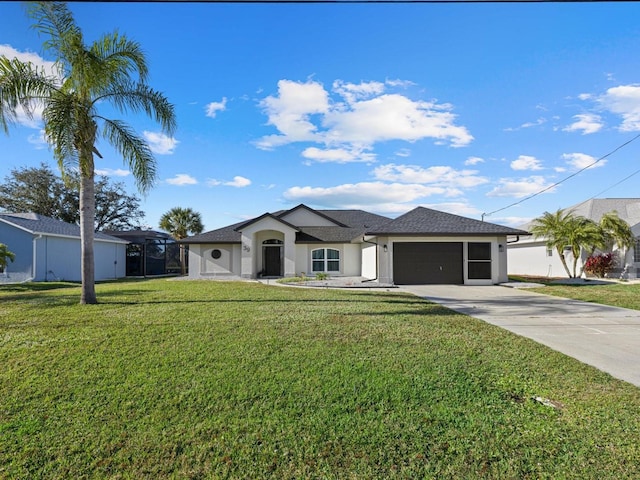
xmin=181 ymin=204 xmax=528 ymax=285
xmin=507 ymin=198 xmax=640 ymax=279
xmin=0 ymin=212 xmax=127 ymax=283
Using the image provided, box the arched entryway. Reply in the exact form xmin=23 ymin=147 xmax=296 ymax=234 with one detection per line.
xmin=262 ymin=239 xmax=283 ymax=276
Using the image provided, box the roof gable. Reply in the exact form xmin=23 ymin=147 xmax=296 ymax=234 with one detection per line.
xmin=368 ymin=207 xmax=528 ymax=236
xmin=277 ymin=204 xmax=347 ymax=227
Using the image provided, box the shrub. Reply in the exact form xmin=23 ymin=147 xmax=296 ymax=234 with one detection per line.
xmin=584 ymin=253 xmax=616 ymax=278
xmin=315 ymin=272 xmax=328 ymax=280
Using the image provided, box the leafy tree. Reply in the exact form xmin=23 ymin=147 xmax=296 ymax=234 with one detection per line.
xmin=0 ymin=163 xmax=145 ymax=230
xmin=159 ymin=207 xmax=204 ymax=275
xmin=0 ymin=163 xmax=77 ymax=224
xmin=0 ymin=243 xmax=16 ymax=273
xmin=0 ymin=2 xmax=176 ymax=303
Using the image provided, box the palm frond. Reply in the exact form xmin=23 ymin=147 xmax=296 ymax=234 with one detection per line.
xmin=91 ymin=32 xmax=149 ymax=85
xmin=27 ymin=2 xmax=82 ymax=69
xmin=0 ymin=56 xmax=59 ymax=133
xmin=101 ymin=118 xmax=157 ymax=193
xmin=98 ymin=81 xmax=177 ymax=135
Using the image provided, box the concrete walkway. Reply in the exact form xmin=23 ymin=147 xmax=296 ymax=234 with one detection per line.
xmin=400 ymin=284 xmax=640 ymax=387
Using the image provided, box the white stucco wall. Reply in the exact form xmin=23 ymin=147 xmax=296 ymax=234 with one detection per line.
xmin=188 ymin=243 xmax=241 ymax=278
xmin=240 ymin=218 xmax=297 ymax=278
xmin=279 ymin=208 xmax=337 ymax=227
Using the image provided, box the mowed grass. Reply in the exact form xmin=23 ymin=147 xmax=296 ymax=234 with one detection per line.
xmin=528 ymin=281 xmax=640 ymax=311
xmin=1 ymin=280 xmax=640 ymax=479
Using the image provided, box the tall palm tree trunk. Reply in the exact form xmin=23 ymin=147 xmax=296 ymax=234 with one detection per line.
xmin=80 ymin=161 xmax=97 ymax=304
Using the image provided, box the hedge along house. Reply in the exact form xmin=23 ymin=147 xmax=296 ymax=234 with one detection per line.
xmin=181 ymin=204 xmax=528 ymax=285
xmin=0 ymin=213 xmax=127 ymax=283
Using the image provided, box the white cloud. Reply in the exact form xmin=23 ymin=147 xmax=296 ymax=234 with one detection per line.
xmin=143 ymin=131 xmax=179 ymax=155
xmin=27 ymin=130 xmax=48 ymax=149
xmin=563 ymin=113 xmax=603 ymax=134
xmin=284 ymin=181 xmax=453 ymax=209
xmin=561 ymin=152 xmax=605 ymax=170
xmin=205 ymin=97 xmax=228 ymax=118
xmin=207 ymin=176 xmax=252 ymax=188
xmin=464 ymin=156 xmax=484 ymax=166
xmin=487 ymin=176 xmax=556 ymax=198
xmin=423 ymin=202 xmax=481 ymax=217
xmin=395 ymin=148 xmax=411 ymax=158
xmin=256 ymin=78 xmax=473 ymax=153
xmin=256 ymin=79 xmax=329 ymax=149
xmin=510 ymin=155 xmax=543 ymax=171
xmin=301 ymin=146 xmax=375 ymax=163
xmin=95 ymin=168 xmax=130 ymax=177
xmin=597 ymin=84 xmax=640 ymax=131
xmin=333 ymin=80 xmax=385 ymax=104
xmin=373 ymin=163 xmax=488 ymax=190
xmin=166 ymin=173 xmax=197 ymax=186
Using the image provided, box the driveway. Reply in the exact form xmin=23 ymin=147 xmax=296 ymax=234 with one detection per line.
xmin=400 ymin=284 xmax=640 ymax=387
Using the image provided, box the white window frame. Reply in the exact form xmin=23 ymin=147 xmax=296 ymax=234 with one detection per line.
xmin=311 ymin=248 xmax=340 ymax=273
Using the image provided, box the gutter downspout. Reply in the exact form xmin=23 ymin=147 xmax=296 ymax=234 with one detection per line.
xmin=32 ymin=234 xmax=42 ymax=281
xmin=507 ymin=235 xmax=521 ymax=244
xmin=361 ymin=236 xmax=378 ymax=283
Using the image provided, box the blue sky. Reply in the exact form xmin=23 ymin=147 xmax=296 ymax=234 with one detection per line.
xmin=2 ymin=1 xmax=640 ymax=232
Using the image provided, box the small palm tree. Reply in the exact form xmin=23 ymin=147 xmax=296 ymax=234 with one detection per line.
xmin=159 ymin=207 xmax=204 ymax=275
xmin=0 ymin=243 xmax=16 ymax=274
xmin=530 ymin=209 xmax=577 ymax=277
xmin=0 ymin=2 xmax=176 ymax=303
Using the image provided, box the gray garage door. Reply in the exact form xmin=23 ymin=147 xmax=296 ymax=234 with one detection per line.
xmin=393 ymin=242 xmax=463 ymax=285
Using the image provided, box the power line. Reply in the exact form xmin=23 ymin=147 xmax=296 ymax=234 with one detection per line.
xmin=481 ymin=132 xmax=640 ymax=220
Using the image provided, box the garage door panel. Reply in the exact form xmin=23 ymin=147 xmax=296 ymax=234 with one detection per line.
xmin=393 ymin=242 xmax=463 ymax=285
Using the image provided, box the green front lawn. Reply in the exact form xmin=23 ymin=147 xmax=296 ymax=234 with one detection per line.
xmin=1 ymin=279 xmax=639 ymax=478
xmin=528 ymin=281 xmax=640 ymax=311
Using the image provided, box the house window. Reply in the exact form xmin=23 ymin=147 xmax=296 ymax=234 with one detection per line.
xmin=635 ymin=239 xmax=640 ymax=263
xmin=468 ymin=242 xmax=491 ymax=279
xmin=312 ymin=248 xmax=340 ymax=273
xmin=547 ymin=248 xmax=553 ymax=257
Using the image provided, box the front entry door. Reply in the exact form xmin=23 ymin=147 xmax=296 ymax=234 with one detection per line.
xmin=263 ymin=246 xmax=282 ymax=276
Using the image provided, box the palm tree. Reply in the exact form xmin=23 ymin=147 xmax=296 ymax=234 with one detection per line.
xmin=0 ymin=243 xmax=16 ymax=274
xmin=530 ymin=209 xmax=577 ymax=277
xmin=0 ymin=2 xmax=176 ymax=303
xmin=159 ymin=207 xmax=204 ymax=275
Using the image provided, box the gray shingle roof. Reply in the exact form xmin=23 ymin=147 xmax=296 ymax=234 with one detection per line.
xmin=181 ymin=205 xmax=527 ymax=244
xmin=367 ymin=207 xmax=529 ymax=236
xmin=0 ymin=213 xmax=127 ymax=243
xmin=181 ymin=207 xmax=392 ymax=244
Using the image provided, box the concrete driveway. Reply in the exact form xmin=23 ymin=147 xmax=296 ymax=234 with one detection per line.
xmin=400 ymin=284 xmax=640 ymax=387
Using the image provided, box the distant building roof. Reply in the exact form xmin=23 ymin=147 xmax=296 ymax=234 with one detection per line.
xmin=104 ymin=229 xmax=174 ymax=244
xmin=518 ymin=198 xmax=640 ymax=232
xmin=0 ymin=213 xmax=127 ymax=243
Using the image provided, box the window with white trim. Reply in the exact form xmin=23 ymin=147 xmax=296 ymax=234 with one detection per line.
xmin=312 ymin=248 xmax=340 ymax=272
xmin=634 ymin=238 xmax=640 ymax=263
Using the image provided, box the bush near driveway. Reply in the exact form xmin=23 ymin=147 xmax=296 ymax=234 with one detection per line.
xmin=1 ymin=279 xmax=640 ymax=479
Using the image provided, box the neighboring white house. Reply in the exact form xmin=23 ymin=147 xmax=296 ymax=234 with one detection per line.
xmin=0 ymin=212 xmax=127 ymax=283
xmin=508 ymin=198 xmax=640 ymax=279
xmin=182 ymin=204 xmax=527 ymax=285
